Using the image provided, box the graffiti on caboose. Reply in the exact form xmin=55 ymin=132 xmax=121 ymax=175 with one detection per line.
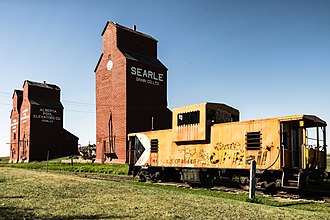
xmin=164 ymin=148 xmax=210 ymax=166
xmin=209 ymin=142 xmax=244 ymax=165
xmin=245 ymin=143 xmax=274 ymax=166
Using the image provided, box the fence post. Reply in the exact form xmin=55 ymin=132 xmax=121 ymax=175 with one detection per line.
xmin=249 ymin=160 xmax=256 ymax=200
xmin=46 ymin=150 xmax=50 ymax=172
xmin=71 ymin=156 xmax=74 ymax=171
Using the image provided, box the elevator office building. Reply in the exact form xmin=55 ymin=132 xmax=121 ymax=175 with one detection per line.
xmin=94 ymin=21 xmax=172 ymax=164
xmin=9 ymin=80 xmax=78 ymax=162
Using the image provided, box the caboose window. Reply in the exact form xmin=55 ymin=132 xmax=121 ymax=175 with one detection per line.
xmin=246 ymin=131 xmax=261 ymax=150
xmin=177 ymin=111 xmax=200 ymax=126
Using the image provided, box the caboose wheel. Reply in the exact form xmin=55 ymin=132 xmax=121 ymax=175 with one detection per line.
xmin=239 ymin=176 xmax=249 ymax=190
xmin=139 ymin=170 xmax=149 ymax=182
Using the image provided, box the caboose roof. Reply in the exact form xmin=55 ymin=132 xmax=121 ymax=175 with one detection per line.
xmin=173 ymin=102 xmax=239 ymax=114
xmin=235 ymin=114 xmax=327 ymax=127
xmin=278 ymin=114 xmax=327 ymax=127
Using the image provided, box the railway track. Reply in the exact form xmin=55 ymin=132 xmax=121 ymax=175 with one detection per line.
xmin=70 ymin=172 xmax=330 ymax=203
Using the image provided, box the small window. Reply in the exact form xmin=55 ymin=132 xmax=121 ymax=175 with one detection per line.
xmin=177 ymin=111 xmax=200 ymax=126
xmin=135 ymin=137 xmax=145 ymax=159
xmin=13 ymin=133 xmax=16 ymax=140
xmin=246 ymin=131 xmax=261 ymax=150
xmin=150 ymin=139 xmax=159 ymax=153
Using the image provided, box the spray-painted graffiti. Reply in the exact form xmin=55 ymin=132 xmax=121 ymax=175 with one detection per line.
xmin=213 ymin=142 xmax=241 ymax=151
xmin=246 ymin=144 xmax=273 ymax=166
xmin=183 ymin=148 xmax=196 ymax=160
xmin=162 ymin=143 xmax=274 ymax=167
xmin=232 ymin=151 xmax=245 ymax=165
xmin=198 ymin=149 xmax=209 ymax=165
xmin=210 ymin=142 xmax=244 ymax=165
xmin=164 ymin=148 xmax=210 ymax=166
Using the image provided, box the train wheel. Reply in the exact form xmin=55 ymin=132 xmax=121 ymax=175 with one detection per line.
xmin=139 ymin=170 xmax=150 ymax=182
xmin=239 ymin=176 xmax=249 ymax=190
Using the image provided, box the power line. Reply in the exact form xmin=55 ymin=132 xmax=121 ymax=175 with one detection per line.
xmin=62 ymin=100 xmax=95 ymax=106
xmin=0 ymin=95 xmax=11 ymax=97
xmin=0 ymin=102 xmax=11 ymax=106
xmin=65 ymin=109 xmax=95 ymax=114
xmin=0 ymin=92 xmax=11 ymax=95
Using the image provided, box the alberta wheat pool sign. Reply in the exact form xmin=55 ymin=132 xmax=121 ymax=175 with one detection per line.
xmin=33 ymin=108 xmax=61 ymax=123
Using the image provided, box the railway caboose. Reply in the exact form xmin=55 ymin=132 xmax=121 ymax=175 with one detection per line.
xmin=128 ymin=102 xmax=327 ymax=189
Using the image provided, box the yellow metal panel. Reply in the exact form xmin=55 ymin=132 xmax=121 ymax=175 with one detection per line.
xmin=172 ymin=103 xmax=206 ymax=142
xmin=136 ymin=117 xmax=282 ymax=170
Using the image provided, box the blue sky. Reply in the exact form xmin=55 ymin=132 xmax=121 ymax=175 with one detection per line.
xmin=0 ymin=0 xmax=329 ymax=156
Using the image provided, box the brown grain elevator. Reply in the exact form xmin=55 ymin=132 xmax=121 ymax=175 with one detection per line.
xmin=9 ymin=80 xmax=78 ymax=162
xmin=94 ymin=21 xmax=172 ymax=164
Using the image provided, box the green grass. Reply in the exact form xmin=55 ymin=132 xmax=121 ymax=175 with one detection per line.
xmin=0 ymin=156 xmax=9 ymax=163
xmin=327 ymin=154 xmax=330 ymax=171
xmin=0 ymin=168 xmax=329 ymax=220
xmin=0 ymin=156 xmax=129 ymax=175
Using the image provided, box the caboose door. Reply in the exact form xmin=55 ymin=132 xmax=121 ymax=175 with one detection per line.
xmin=281 ymin=121 xmax=302 ymax=168
xmin=128 ymin=136 xmax=137 ymax=165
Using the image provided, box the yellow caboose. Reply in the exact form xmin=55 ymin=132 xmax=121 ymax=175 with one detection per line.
xmin=128 ymin=102 xmax=327 ymax=189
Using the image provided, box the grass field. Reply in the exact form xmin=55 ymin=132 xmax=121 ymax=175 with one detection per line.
xmin=0 ymin=168 xmax=329 ymax=219
xmin=0 ymin=156 xmax=9 ymax=163
xmin=0 ymin=156 xmax=129 ymax=175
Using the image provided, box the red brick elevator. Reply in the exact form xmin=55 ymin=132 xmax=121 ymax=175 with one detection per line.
xmin=9 ymin=80 xmax=78 ymax=162
xmin=94 ymin=21 xmax=172 ymax=164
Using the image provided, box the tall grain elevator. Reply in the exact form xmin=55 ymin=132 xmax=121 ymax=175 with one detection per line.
xmin=94 ymin=21 xmax=172 ymax=164
xmin=9 ymin=80 xmax=78 ymax=162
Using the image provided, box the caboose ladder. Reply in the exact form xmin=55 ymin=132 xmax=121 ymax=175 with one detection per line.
xmin=281 ymin=170 xmax=301 ymax=189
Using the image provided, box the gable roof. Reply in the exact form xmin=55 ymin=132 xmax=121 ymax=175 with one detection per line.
xmin=101 ymin=20 xmax=157 ymax=41
xmin=12 ymin=89 xmax=23 ymax=99
xmin=23 ymin=80 xmax=60 ymax=91
xmin=94 ymin=53 xmax=103 ymax=73
xmin=62 ymin=128 xmax=79 ymax=140
xmin=119 ymin=49 xmax=167 ymax=70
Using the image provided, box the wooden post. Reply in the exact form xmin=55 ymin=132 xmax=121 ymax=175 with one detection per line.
xmin=71 ymin=156 xmax=74 ymax=171
xmin=46 ymin=150 xmax=50 ymax=172
xmin=249 ymin=160 xmax=256 ymax=200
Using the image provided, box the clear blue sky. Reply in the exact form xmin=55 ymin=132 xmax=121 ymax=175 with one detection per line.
xmin=1 ymin=0 xmax=329 ymax=156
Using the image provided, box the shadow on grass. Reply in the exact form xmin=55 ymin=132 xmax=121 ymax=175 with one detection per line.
xmin=0 ymin=206 xmax=35 ymax=220
xmin=0 ymin=206 xmax=130 ymax=219
xmin=275 ymin=201 xmax=314 ymax=207
xmin=0 ymin=195 xmax=25 ymax=199
xmin=46 ymin=215 xmax=131 ymax=219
